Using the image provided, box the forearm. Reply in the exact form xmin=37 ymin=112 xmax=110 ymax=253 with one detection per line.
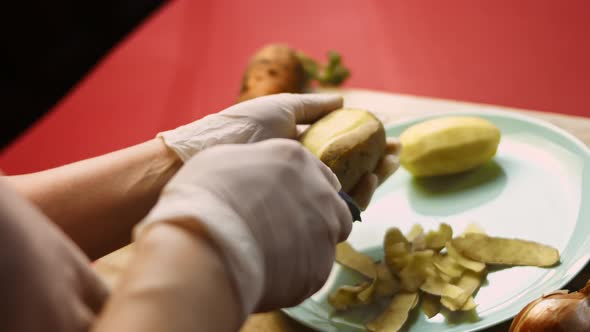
xmin=92 ymin=223 xmax=242 ymax=332
xmin=4 ymin=138 xmax=182 ymax=259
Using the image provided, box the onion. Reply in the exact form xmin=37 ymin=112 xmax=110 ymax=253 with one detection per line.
xmin=509 ymin=280 xmax=590 ymax=332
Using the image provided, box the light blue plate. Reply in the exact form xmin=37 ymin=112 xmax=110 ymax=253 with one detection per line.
xmin=284 ymin=110 xmax=590 ymax=332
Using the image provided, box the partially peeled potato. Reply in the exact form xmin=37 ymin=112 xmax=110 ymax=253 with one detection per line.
xmin=299 ymin=108 xmax=386 ymax=193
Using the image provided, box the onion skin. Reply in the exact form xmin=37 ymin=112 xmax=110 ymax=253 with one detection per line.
xmin=509 ymin=282 xmax=590 ymax=332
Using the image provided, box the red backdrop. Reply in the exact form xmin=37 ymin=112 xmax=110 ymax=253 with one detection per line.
xmin=2 ymin=0 xmax=589 ymax=174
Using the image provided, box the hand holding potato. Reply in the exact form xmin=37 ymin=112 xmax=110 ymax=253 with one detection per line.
xmin=300 ymin=108 xmax=401 ymax=210
xmin=159 ymin=93 xmax=401 ymax=210
xmin=158 ymin=93 xmax=343 ymax=161
xmin=349 ymin=137 xmax=401 ymax=210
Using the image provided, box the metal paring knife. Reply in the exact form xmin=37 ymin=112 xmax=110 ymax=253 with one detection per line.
xmin=338 ymin=191 xmax=362 ymax=222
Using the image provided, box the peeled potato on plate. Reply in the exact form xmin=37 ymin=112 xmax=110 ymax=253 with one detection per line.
xmin=399 ymin=116 xmax=501 ymax=177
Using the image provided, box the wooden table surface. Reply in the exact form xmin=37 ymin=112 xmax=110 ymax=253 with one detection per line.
xmin=94 ymin=88 xmax=590 ymax=332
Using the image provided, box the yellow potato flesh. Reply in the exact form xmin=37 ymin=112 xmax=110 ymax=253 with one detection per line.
xmin=299 ymin=108 xmax=386 ymax=192
xmin=301 ymin=109 xmax=373 ymax=156
xmin=445 ymin=242 xmax=486 ymax=272
xmin=424 ymin=223 xmax=453 ymax=251
xmin=420 ymin=276 xmax=466 ymax=299
xmin=460 ymin=297 xmax=478 ymax=311
xmin=463 ymin=223 xmax=486 ymax=235
xmin=440 ymin=270 xmax=485 ymax=311
xmin=400 ymin=116 xmax=501 ymax=177
xmin=433 ymin=254 xmax=464 ymax=280
xmin=406 ymin=224 xmax=424 ymax=242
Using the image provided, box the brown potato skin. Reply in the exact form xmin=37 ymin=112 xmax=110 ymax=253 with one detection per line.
xmin=238 ymin=44 xmax=306 ymax=102
xmin=320 ymin=117 xmax=386 ymax=193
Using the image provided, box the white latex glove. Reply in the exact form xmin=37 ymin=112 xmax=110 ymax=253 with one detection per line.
xmin=158 ymin=93 xmax=343 ymax=161
xmin=134 ymin=139 xmax=352 ymax=316
xmin=158 ymin=92 xmax=401 ymax=210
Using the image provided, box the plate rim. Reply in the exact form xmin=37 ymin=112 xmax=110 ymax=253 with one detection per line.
xmin=283 ymin=109 xmax=590 ymax=332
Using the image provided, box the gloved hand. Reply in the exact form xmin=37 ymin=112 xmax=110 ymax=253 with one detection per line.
xmin=349 ymin=137 xmax=401 ymax=210
xmin=158 ymin=92 xmax=401 ymax=210
xmin=158 ymin=93 xmax=343 ymax=161
xmin=134 ymin=139 xmax=352 ymax=316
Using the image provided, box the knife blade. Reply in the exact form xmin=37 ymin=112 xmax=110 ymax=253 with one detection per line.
xmin=338 ymin=191 xmax=362 ymax=222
